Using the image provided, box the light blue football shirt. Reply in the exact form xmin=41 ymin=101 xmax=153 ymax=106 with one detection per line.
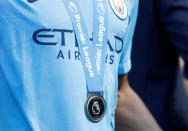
xmin=0 ymin=0 xmax=138 ymax=131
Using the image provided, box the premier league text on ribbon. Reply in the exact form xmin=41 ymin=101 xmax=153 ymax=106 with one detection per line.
xmin=95 ymin=3 xmax=106 ymax=75
xmin=64 ymin=0 xmax=108 ymax=122
xmin=74 ymin=14 xmax=94 ymax=78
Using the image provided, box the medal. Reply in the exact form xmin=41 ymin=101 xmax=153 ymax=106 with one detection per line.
xmin=63 ymin=0 xmax=108 ymax=122
xmin=85 ymin=93 xmax=106 ymax=122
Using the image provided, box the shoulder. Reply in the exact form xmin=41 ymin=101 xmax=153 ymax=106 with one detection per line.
xmin=123 ymin=0 xmax=139 ymax=16
xmin=124 ymin=0 xmax=139 ymax=7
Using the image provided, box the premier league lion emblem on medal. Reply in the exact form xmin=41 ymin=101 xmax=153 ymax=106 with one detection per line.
xmin=85 ymin=94 xmax=106 ymax=122
xmin=109 ymin=0 xmax=128 ymax=20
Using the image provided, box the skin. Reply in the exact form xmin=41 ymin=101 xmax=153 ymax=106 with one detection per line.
xmin=115 ymin=75 xmax=162 ymax=131
xmin=180 ymin=57 xmax=188 ymax=96
xmin=184 ymin=79 xmax=188 ymax=97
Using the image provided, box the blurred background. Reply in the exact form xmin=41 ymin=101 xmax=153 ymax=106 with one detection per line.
xmin=124 ymin=0 xmax=188 ymax=130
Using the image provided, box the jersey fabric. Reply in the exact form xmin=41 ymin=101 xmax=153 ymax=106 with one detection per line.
xmin=0 ymin=0 xmax=138 ymax=131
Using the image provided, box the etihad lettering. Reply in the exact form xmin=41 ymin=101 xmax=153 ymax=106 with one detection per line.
xmin=33 ymin=28 xmax=123 ymax=54
xmin=33 ymin=29 xmax=73 ymax=46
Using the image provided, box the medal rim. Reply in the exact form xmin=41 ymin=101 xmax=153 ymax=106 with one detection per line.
xmin=109 ymin=0 xmax=128 ymax=20
xmin=85 ymin=93 xmax=106 ymax=122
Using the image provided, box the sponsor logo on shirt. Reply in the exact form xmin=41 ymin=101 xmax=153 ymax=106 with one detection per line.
xmin=32 ymin=28 xmax=124 ymax=65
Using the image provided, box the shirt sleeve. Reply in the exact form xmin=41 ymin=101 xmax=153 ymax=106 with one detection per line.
xmin=118 ymin=0 xmax=139 ymax=75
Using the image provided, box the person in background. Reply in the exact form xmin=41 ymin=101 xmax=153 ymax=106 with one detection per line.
xmin=128 ymin=0 xmax=188 ymax=130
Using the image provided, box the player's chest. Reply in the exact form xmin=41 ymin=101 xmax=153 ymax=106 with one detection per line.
xmin=1 ymin=0 xmax=132 ymax=58
xmin=2 ymin=0 xmax=131 ymax=36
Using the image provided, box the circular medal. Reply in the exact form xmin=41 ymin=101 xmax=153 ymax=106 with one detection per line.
xmin=85 ymin=94 xmax=106 ymax=122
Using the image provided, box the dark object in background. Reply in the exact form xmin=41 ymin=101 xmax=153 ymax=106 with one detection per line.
xmin=128 ymin=0 xmax=188 ymax=130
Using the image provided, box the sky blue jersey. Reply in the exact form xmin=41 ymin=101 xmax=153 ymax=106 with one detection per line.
xmin=0 ymin=0 xmax=138 ymax=131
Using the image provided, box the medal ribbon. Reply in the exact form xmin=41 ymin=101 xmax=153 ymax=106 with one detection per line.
xmin=63 ymin=0 xmax=108 ymax=93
